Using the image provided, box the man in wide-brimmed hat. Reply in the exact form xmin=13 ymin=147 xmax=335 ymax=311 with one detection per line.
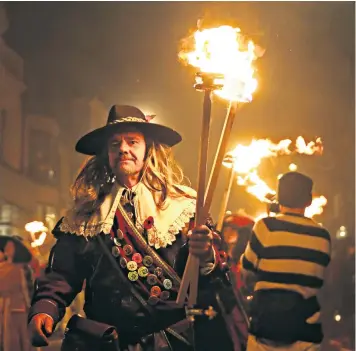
xmin=28 ymin=105 xmax=245 ymax=351
xmin=0 ymin=235 xmax=32 ymax=264
xmin=241 ymin=172 xmax=332 ymax=351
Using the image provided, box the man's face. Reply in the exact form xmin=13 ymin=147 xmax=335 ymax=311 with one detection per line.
xmin=107 ymin=129 xmax=146 ymax=178
xmin=4 ymin=241 xmax=15 ymax=261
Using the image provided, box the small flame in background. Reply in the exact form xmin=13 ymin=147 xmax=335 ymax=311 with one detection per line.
xmin=304 ymin=196 xmax=327 ymax=218
xmin=25 ymin=221 xmax=48 ymax=248
xmin=223 ymin=137 xmax=327 ymax=218
xmin=289 ymin=163 xmax=298 ymax=172
xmin=179 ymin=25 xmax=264 ymax=102
xmin=295 ymin=136 xmax=323 ymax=155
xmin=31 ymin=232 xmax=47 ymax=248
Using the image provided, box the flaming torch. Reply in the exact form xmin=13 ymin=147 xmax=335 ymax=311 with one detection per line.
xmin=305 ymin=196 xmax=327 ymax=218
xmin=222 ymin=137 xmax=327 ymax=219
xmin=25 ymin=221 xmax=48 ymax=248
xmin=177 ymin=23 xmax=263 ymax=307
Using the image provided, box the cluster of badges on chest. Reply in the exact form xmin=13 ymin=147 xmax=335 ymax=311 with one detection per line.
xmin=111 ymin=228 xmax=173 ymax=305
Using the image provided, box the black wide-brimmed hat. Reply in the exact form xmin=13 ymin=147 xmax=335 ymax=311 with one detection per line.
xmin=0 ymin=235 xmax=32 ymax=264
xmin=75 ymin=105 xmax=182 ymax=155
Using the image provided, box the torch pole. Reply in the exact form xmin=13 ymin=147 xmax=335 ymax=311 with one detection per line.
xmin=216 ymin=163 xmax=236 ymax=232
xmin=177 ymin=89 xmax=212 ymax=307
xmin=216 ymin=160 xmax=251 ymax=332
xmin=203 ymin=101 xmax=239 ymax=218
xmin=195 ymin=90 xmax=213 ymax=225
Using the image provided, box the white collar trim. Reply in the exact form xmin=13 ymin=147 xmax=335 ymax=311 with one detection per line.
xmin=59 ymin=183 xmax=196 ymax=249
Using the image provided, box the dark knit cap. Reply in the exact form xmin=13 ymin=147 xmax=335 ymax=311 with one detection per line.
xmin=277 ymin=172 xmax=313 ymax=208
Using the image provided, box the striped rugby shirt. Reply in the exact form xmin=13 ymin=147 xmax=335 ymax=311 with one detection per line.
xmin=241 ymin=212 xmax=331 ymax=329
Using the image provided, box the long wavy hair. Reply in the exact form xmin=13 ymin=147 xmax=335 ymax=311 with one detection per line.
xmin=70 ymin=139 xmax=194 ymax=223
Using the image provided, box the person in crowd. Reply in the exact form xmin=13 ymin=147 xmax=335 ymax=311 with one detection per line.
xmin=0 ymin=235 xmax=33 ymax=351
xmin=28 ymin=105 xmax=247 ymax=351
xmin=241 ymin=172 xmax=332 ymax=351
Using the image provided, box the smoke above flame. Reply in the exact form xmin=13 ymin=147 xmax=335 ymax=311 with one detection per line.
xmin=179 ymin=25 xmax=264 ymax=102
xmin=223 ymin=137 xmax=327 ymax=217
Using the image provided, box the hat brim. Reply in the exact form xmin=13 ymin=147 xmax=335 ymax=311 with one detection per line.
xmin=0 ymin=236 xmax=32 ymax=264
xmin=75 ymin=122 xmax=182 ymax=156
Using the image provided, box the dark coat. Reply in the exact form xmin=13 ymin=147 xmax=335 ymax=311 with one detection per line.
xmin=29 ymin=218 xmax=239 ymax=350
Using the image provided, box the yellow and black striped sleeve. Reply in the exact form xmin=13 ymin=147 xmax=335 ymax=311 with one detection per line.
xmin=241 ymin=218 xmax=266 ymax=272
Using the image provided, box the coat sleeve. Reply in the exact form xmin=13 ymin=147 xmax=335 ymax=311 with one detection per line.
xmin=28 ymin=219 xmax=91 ymax=325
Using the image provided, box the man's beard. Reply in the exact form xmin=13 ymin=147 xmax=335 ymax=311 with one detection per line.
xmin=113 ymin=160 xmax=138 ymax=177
xmin=117 ymin=165 xmax=136 ymax=175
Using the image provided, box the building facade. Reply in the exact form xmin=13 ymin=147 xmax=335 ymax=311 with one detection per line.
xmin=0 ymin=6 xmax=67 ymax=258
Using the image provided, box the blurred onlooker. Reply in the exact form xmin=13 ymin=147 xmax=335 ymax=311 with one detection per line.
xmin=13 ymin=236 xmax=37 ymax=302
xmin=0 ymin=235 xmax=33 ymax=351
xmin=221 ymin=212 xmax=255 ymax=297
xmin=222 ymin=212 xmax=255 ymax=265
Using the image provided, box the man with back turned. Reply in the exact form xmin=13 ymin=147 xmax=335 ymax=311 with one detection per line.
xmin=241 ymin=172 xmax=331 ymax=351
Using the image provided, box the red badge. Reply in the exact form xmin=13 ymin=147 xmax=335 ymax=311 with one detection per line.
xmin=150 ymin=286 xmax=161 ymax=297
xmin=132 ymin=253 xmax=143 ymax=263
xmin=143 ymin=216 xmax=154 ymax=230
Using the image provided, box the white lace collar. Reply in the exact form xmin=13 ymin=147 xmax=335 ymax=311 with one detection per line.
xmin=59 ymin=182 xmax=196 ymax=249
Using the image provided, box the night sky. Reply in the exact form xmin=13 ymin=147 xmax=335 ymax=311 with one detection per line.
xmin=3 ymin=1 xmax=355 ymax=227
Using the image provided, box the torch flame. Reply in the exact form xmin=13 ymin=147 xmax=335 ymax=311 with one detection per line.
xmin=179 ymin=25 xmax=262 ymax=102
xmin=237 ymin=171 xmax=276 ymax=202
xmin=223 ymin=138 xmax=294 ymax=175
xmin=254 ymin=195 xmax=327 ymax=221
xmin=223 ymin=137 xmax=327 ymax=217
xmin=296 ymin=136 xmax=323 ymax=155
xmin=25 ymin=221 xmax=47 ymax=234
xmin=31 ymin=232 xmax=47 ymax=248
xmin=305 ymin=196 xmax=328 ymax=218
xmin=25 ymin=221 xmax=48 ymax=248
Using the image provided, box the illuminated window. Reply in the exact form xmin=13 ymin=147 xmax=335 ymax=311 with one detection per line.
xmin=0 ymin=204 xmax=11 ymax=222
xmin=0 ymin=203 xmax=19 ymax=224
xmin=27 ymin=129 xmax=60 ymax=185
xmin=0 ymin=225 xmax=12 ymax=235
xmin=0 ymin=202 xmax=20 ymax=236
xmin=336 ymin=225 xmax=348 ymax=239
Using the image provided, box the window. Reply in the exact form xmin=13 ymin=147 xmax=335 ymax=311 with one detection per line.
xmin=0 ymin=201 xmax=20 ymax=236
xmin=0 ymin=225 xmax=12 ymax=236
xmin=0 ymin=203 xmax=19 ymax=224
xmin=27 ymin=129 xmax=60 ymax=185
xmin=0 ymin=203 xmax=11 ymax=223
